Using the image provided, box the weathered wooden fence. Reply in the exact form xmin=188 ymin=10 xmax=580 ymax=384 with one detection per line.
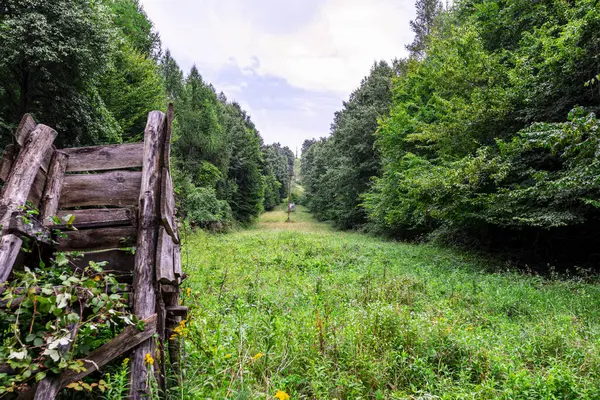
xmin=0 ymin=106 xmax=185 ymax=399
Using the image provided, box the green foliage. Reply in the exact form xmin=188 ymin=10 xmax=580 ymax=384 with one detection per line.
xmin=178 ymin=209 xmax=600 ymax=398
xmin=0 ymin=258 xmax=133 ymax=395
xmin=301 ymin=61 xmax=396 ymax=229
xmin=359 ymin=0 xmax=600 ymax=259
xmin=185 ymin=186 xmax=233 ymax=228
xmin=0 ymin=0 xmax=119 ymax=147
xmin=105 ymin=0 xmax=160 ymax=58
xmin=99 ymin=42 xmax=167 ymax=142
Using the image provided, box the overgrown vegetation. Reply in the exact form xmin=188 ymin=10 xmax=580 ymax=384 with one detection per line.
xmin=178 ymin=206 xmax=600 ymax=398
xmin=301 ymin=0 xmax=600 ymax=265
xmin=0 ymin=0 xmax=293 ymax=229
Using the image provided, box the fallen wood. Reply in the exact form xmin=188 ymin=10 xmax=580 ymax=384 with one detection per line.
xmin=59 ymin=170 xmax=142 ymax=208
xmin=39 ymin=151 xmax=68 ymax=224
xmin=63 ymin=142 xmax=144 ymax=173
xmin=53 ymin=207 xmax=137 ymax=229
xmin=19 ymin=315 xmax=157 ymax=400
xmin=130 ymin=111 xmax=165 ymax=399
xmin=57 ymin=226 xmax=137 ymax=252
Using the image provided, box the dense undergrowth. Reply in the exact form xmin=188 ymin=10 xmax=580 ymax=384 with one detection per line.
xmin=176 ymin=206 xmax=600 ymax=399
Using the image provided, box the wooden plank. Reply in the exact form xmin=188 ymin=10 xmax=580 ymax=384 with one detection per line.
xmin=174 ymin=244 xmax=182 ymax=279
xmin=69 ymin=249 xmax=135 ymax=274
xmin=163 ymin=103 xmax=174 ymax=169
xmin=0 ymin=235 xmax=23 ymax=284
xmin=160 ymin=167 xmax=179 ymax=243
xmin=15 ymin=114 xmax=37 ymax=147
xmin=0 ymin=145 xmax=15 ymax=182
xmin=27 ymin=169 xmax=46 ymax=207
xmin=130 ymin=110 xmax=165 ymax=399
xmin=8 ymin=213 xmax=51 ymax=244
xmin=0 ymin=124 xmax=56 ymax=284
xmin=39 ymin=146 xmax=55 ymax=173
xmin=39 ymin=151 xmax=68 ymax=223
xmin=166 ymin=306 xmax=188 ymax=317
xmin=63 ymin=142 xmax=144 ymax=172
xmin=19 ymin=315 xmax=157 ymax=400
xmin=156 ymin=226 xmax=175 ymax=284
xmin=52 ymin=207 xmax=137 ymax=229
xmin=59 ymin=170 xmax=142 ymax=208
xmin=57 ymin=226 xmax=137 ymax=252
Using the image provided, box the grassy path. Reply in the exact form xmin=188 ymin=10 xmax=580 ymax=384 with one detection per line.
xmin=175 ymin=205 xmax=600 ymax=399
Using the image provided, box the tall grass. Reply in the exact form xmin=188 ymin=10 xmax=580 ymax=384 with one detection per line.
xmin=172 ymin=206 xmax=600 ymax=399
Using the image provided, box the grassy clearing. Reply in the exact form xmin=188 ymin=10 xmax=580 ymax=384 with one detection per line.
xmin=173 ymin=205 xmax=600 ymax=399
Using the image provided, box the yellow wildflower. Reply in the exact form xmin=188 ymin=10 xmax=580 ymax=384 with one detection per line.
xmin=274 ymin=390 xmax=290 ymax=400
xmin=253 ymin=352 xmax=263 ymax=360
xmin=123 ymin=358 xmax=130 ymax=365
xmin=186 ymin=287 xmax=191 ymax=296
xmin=172 ymin=319 xmax=187 ymax=337
xmin=93 ymin=275 xmax=101 ymax=282
xmin=224 ymin=353 xmax=232 ymax=359
xmin=144 ymin=353 xmax=154 ymax=365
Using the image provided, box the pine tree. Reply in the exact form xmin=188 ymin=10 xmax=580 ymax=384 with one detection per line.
xmin=406 ymin=0 xmax=443 ymax=59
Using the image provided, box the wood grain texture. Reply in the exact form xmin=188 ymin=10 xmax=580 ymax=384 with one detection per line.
xmin=156 ymin=226 xmax=175 ymax=284
xmin=130 ymin=110 xmax=165 ymax=399
xmin=160 ymin=167 xmax=179 ymax=243
xmin=63 ymin=142 xmax=144 ymax=172
xmin=0 ymin=124 xmax=56 ymax=284
xmin=39 ymin=151 xmax=68 ymax=223
xmin=0 ymin=145 xmax=15 ymax=182
xmin=8 ymin=213 xmax=51 ymax=244
xmin=15 ymin=114 xmax=37 ymax=147
xmin=27 ymin=169 xmax=47 ymax=207
xmin=19 ymin=315 xmax=157 ymax=400
xmin=163 ymin=103 xmax=174 ymax=169
xmin=173 ymin=244 xmax=182 ymax=279
xmin=58 ymin=170 xmax=142 ymax=208
xmin=0 ymin=234 xmax=23 ymax=284
xmin=53 ymin=207 xmax=137 ymax=229
xmin=0 ymin=125 xmax=56 ymax=222
xmin=57 ymin=226 xmax=137 ymax=252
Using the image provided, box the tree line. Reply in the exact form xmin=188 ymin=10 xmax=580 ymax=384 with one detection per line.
xmin=301 ymin=0 xmax=600 ymax=265
xmin=0 ymin=0 xmax=294 ymax=227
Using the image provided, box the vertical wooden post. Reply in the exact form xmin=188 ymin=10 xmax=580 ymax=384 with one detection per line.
xmin=130 ymin=111 xmax=166 ymax=399
xmin=40 ymin=151 xmax=68 ymax=224
xmin=0 ymin=124 xmax=56 ymax=285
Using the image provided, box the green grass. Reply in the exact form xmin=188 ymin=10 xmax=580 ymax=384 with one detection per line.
xmin=173 ymin=205 xmax=600 ymax=399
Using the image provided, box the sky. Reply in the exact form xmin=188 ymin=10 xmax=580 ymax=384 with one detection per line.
xmin=139 ymin=0 xmax=416 ymax=153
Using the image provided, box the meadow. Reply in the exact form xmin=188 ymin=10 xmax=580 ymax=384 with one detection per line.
xmin=172 ymin=205 xmax=600 ymax=399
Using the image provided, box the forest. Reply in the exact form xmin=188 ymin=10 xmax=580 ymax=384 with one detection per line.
xmin=2 ymin=0 xmax=600 ymax=398
xmin=301 ymin=0 xmax=600 ymax=266
xmin=0 ymin=0 xmax=295 ymax=230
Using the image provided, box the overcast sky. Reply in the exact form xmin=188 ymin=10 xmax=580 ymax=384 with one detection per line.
xmin=139 ymin=0 xmax=416 ymax=153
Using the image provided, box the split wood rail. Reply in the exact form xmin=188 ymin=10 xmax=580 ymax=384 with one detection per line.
xmin=0 ymin=106 xmax=185 ymax=399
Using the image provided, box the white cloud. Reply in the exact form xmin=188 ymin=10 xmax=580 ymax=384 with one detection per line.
xmin=141 ymin=0 xmax=414 ymax=95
